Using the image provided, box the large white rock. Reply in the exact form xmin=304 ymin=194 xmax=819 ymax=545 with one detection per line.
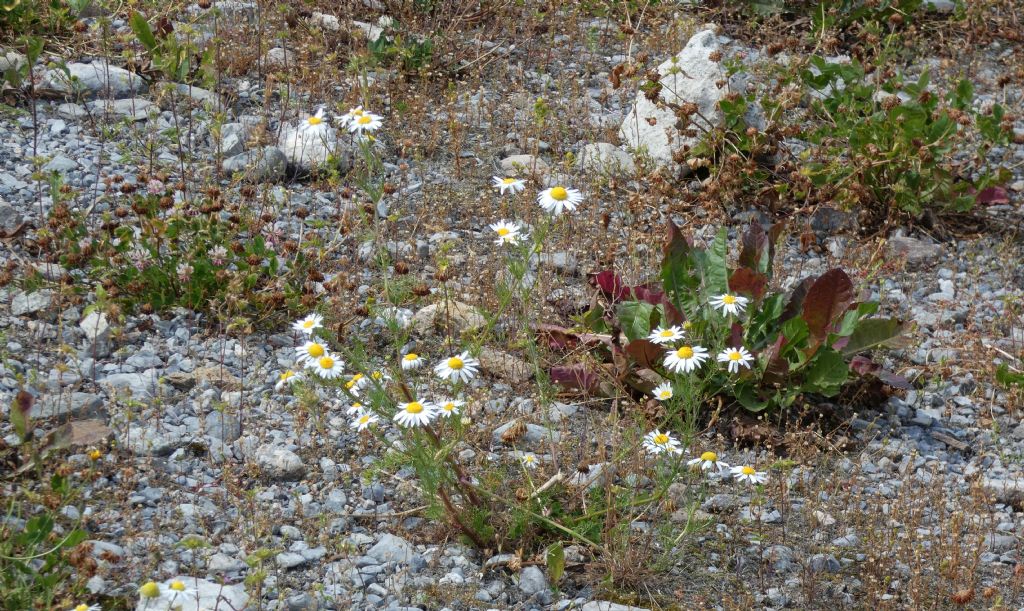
xmin=619 ymin=28 xmax=760 ymax=168
xmin=277 ymin=122 xmax=350 ymax=174
xmin=134 ymin=576 xmax=249 ymax=611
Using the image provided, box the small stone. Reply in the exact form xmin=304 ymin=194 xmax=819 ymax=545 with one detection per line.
xmin=222 ymin=146 xmax=288 ymax=182
xmin=12 ymin=290 xmax=54 ymax=316
xmin=518 ymin=565 xmax=550 ymax=599
xmin=263 ymin=47 xmax=296 ymax=69
xmin=0 ymin=201 xmax=24 ymax=234
xmin=492 ymin=421 xmax=561 ymax=448
xmin=476 ymin=347 xmax=532 ymax=384
xmin=807 ymin=553 xmax=841 ymax=573
xmin=87 ymin=98 xmax=154 ymax=121
xmin=57 ymin=103 xmax=88 ymax=120
xmin=580 ymin=603 xmax=651 ymax=611
xmin=410 ymin=301 xmax=486 ymax=336
xmin=499 ymin=154 xmax=550 ymax=175
xmin=366 ymin=533 xmax=416 ymax=564
xmin=257 ymin=446 xmax=306 ymax=481
xmin=43 ymin=61 xmax=147 ymax=99
xmin=576 ymin=142 xmax=636 ymax=176
xmin=44 ymin=156 xmax=78 ymax=173
xmin=31 ymin=392 xmax=104 ymax=419
xmin=887 ymin=237 xmax=942 ymax=267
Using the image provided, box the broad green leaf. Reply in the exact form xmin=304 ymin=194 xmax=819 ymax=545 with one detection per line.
xmin=616 ymin=301 xmax=655 ymax=342
xmin=734 ymin=383 xmax=769 ymax=413
xmin=660 ymin=220 xmax=700 ymax=319
xmin=840 ymin=318 xmax=906 ymax=356
xmin=546 ymin=542 xmax=565 ymax=584
xmin=803 ymin=348 xmax=848 ymax=394
xmin=129 ymin=13 xmax=158 ymax=53
xmin=703 ymin=227 xmax=729 ymax=296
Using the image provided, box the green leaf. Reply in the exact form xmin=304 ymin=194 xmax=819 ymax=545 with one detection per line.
xmin=129 ymin=12 xmax=158 ymax=53
xmin=616 ymin=301 xmax=655 ymax=342
xmin=660 ymin=220 xmax=700 ymax=319
xmin=703 ymin=227 xmax=729 ymax=296
xmin=840 ymin=318 xmax=906 ymax=356
xmin=781 ymin=317 xmax=809 ymax=350
xmin=734 ymin=383 xmax=770 ymax=413
xmin=803 ymin=348 xmax=848 ymax=395
xmin=546 ymin=542 xmax=565 ymax=585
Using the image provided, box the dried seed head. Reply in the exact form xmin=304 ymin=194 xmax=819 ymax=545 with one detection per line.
xmin=501 ymin=420 xmax=526 ymax=443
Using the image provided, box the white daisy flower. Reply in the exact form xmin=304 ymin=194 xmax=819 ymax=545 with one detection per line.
xmin=339 ymin=106 xmax=365 ymax=128
xmin=688 ymin=451 xmax=730 ymax=473
xmin=434 ymin=351 xmax=480 ymax=383
xmin=71 ymin=605 xmax=101 ymax=611
xmin=648 ymin=325 xmax=685 ymax=345
xmin=393 ymin=400 xmax=437 ymax=427
xmin=296 ymin=340 xmax=329 ymax=365
xmin=302 ymin=108 xmax=329 ymax=133
xmin=311 ymin=354 xmax=344 ymax=379
xmin=730 ymin=464 xmax=767 ymax=485
xmin=275 ymin=370 xmax=303 ymax=391
xmin=651 ymin=382 xmax=674 ymax=401
xmin=163 ymin=580 xmax=198 ymax=607
xmin=346 ymin=402 xmax=365 ymax=415
xmin=709 ymin=293 xmax=749 ymax=317
xmin=345 ymin=373 xmax=368 ymax=393
xmin=489 ymin=220 xmax=523 ymax=245
xmin=663 ymin=345 xmax=710 ymax=374
xmin=537 ymin=185 xmax=584 ymax=215
xmin=292 ymin=313 xmax=323 ymax=335
xmin=348 ymin=112 xmax=383 ymax=134
xmin=351 ymin=412 xmax=379 ymax=432
xmin=401 ymin=352 xmax=424 ymax=370
xmin=436 ymin=398 xmax=464 ymax=417
xmin=717 ymin=346 xmax=754 ymax=374
xmin=642 ymin=429 xmax=683 ymax=455
xmin=518 ymin=452 xmax=539 ymax=469
xmin=493 ymin=176 xmax=526 ymax=195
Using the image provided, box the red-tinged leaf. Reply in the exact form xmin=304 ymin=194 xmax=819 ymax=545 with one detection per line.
xmin=536 ymin=324 xmax=583 ymax=351
xmin=761 ymin=334 xmax=789 ymax=385
xmin=550 ymin=365 xmax=602 ymax=395
xmin=802 ymin=269 xmax=854 ymax=342
xmin=975 ymin=186 xmax=1009 ymax=205
xmin=781 ymin=277 xmax=815 ymax=323
xmin=767 ymin=221 xmax=786 ymax=278
xmin=849 ymin=355 xmax=912 ymax=390
xmin=663 ymin=218 xmax=694 ymax=257
xmin=11 ymin=390 xmax=34 ymax=440
xmin=625 ymin=339 xmax=664 ymax=369
xmin=631 ymin=284 xmax=664 ymax=306
xmin=832 ymin=336 xmax=850 ymax=351
xmin=589 ymin=270 xmax=631 ymax=302
xmin=729 ymin=322 xmax=744 ymax=349
xmin=728 ymin=267 xmax=768 ymax=301
xmin=738 ymin=223 xmax=767 ymax=272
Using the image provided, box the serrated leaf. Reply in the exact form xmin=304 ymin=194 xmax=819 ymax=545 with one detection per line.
xmin=803 ymin=348 xmax=848 ymax=395
xmin=129 ymin=12 xmax=158 ymax=53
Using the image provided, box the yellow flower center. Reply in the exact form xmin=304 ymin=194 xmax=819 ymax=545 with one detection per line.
xmin=443 ymin=402 xmax=455 ymax=411
xmin=307 ymin=116 xmax=322 ymax=126
xmin=302 ymin=319 xmax=315 ymax=328
xmin=447 ymin=357 xmax=464 ymax=370
xmin=683 ymin=321 xmax=693 ymax=330
xmin=406 ymin=402 xmax=424 ymax=414
xmin=497 ymin=227 xmax=510 ymax=236
xmin=357 ymin=115 xmax=372 ymax=125
xmin=653 ymin=433 xmax=670 ymax=445
xmin=659 ymin=390 xmax=672 ymax=399
xmin=523 ymin=455 xmax=535 ymax=463
xmin=307 ymin=343 xmax=324 ymax=358
xmin=140 ymin=582 xmax=161 ymax=598
xmin=359 ymin=415 xmax=370 ymax=424
xmin=502 ymin=178 xmax=516 ymax=184
xmin=170 ymin=580 xmax=186 ymax=592
xmin=372 ymin=371 xmax=383 ymax=380
xmin=742 ymin=466 xmax=756 ymax=475
xmin=700 ymin=451 xmax=717 ymax=462
xmin=76 ymin=605 xmax=90 ymax=611
xmin=728 ymin=351 xmax=742 ymax=361
xmin=404 ymin=353 xmax=418 ymax=361
xmin=318 ymin=356 xmax=335 ymax=369
xmin=88 ymin=449 xmax=102 ymax=460
xmin=659 ymin=329 xmax=674 ymax=337
xmin=549 ymin=186 xmax=568 ymax=201
xmin=676 ymin=346 xmax=694 ymax=359
xmin=280 ymin=371 xmax=294 ymax=381
xmin=722 ymin=294 xmax=736 ymax=304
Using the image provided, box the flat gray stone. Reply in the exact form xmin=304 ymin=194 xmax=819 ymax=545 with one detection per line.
xmin=257 ymin=446 xmax=306 ymax=481
xmin=366 ymin=533 xmax=416 ymax=564
xmin=12 ymin=290 xmax=54 ymax=316
xmin=31 ymin=392 xmax=104 ymax=419
xmin=576 ymin=142 xmax=635 ymax=176
xmin=42 ymin=61 xmax=147 ymax=100
xmin=44 ymin=156 xmax=78 ymax=173
xmin=222 ymin=146 xmax=288 ymax=183
xmin=87 ymin=98 xmax=154 ymax=121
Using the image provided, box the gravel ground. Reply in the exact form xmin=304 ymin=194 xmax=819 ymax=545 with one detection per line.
xmin=2 ymin=2 xmax=1024 ymax=610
